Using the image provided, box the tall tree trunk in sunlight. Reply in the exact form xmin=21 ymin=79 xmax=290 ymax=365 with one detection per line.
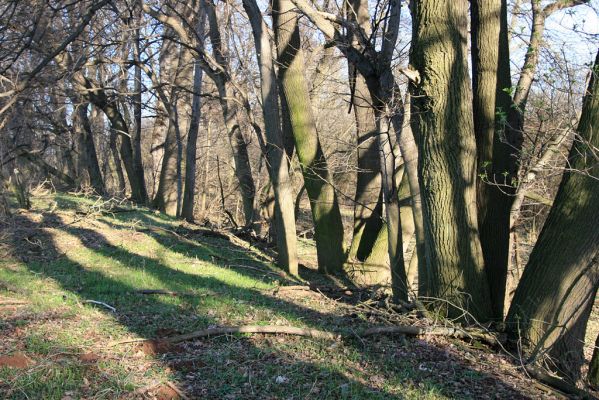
xmin=242 ymin=0 xmax=298 ymax=274
xmin=181 ymin=9 xmax=206 ymax=222
xmin=410 ymin=0 xmax=492 ymax=320
xmin=204 ymin=0 xmax=256 ymax=227
xmin=272 ymin=0 xmax=345 ymax=274
xmin=506 ymin=51 xmax=599 ymax=382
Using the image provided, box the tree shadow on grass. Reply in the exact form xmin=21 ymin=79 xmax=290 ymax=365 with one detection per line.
xmin=0 ymin=210 xmax=535 ymax=399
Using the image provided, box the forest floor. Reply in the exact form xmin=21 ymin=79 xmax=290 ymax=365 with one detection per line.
xmin=0 ymin=192 xmax=595 ymax=399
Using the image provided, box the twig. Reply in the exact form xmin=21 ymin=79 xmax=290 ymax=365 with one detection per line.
xmin=134 ymin=289 xmax=195 ymax=297
xmin=165 ymin=381 xmax=191 ymax=400
xmin=165 ymin=325 xmax=339 ymax=342
xmin=84 ymin=300 xmax=116 ymax=312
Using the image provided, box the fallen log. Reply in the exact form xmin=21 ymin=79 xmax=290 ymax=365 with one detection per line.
xmin=164 ymin=325 xmax=339 ymax=343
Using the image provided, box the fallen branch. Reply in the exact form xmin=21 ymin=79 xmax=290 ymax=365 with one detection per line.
xmin=84 ymin=300 xmax=116 ymax=312
xmin=524 ymin=366 xmax=597 ymax=400
xmin=165 ymin=381 xmax=191 ymax=400
xmin=164 ymin=325 xmax=339 ymax=343
xmin=134 ymin=289 xmax=196 ymax=297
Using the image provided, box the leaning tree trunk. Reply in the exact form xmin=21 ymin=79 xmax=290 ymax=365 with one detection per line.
xmin=242 ymin=0 xmax=298 ymax=274
xmin=410 ymin=0 xmax=493 ymax=321
xmin=506 ymin=50 xmax=599 ymax=382
xmin=273 ymin=0 xmax=345 ymax=274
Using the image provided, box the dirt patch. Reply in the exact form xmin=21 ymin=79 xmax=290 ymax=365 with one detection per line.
xmin=0 ymin=352 xmax=34 ymax=368
xmin=154 ymin=384 xmax=180 ymax=400
xmin=78 ymin=352 xmax=100 ymax=363
xmin=140 ymin=340 xmax=180 ymax=355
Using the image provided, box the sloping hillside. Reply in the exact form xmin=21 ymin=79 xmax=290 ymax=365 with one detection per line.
xmin=0 ymin=193 xmax=571 ymax=399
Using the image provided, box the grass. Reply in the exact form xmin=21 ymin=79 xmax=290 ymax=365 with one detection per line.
xmin=0 ymin=192 xmax=544 ymax=399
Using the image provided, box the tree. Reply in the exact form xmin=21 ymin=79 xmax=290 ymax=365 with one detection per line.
xmin=410 ymin=0 xmax=492 ymax=320
xmin=272 ymin=0 xmax=345 ymax=274
xmin=242 ymin=0 xmax=299 ymax=274
xmin=506 ymin=50 xmax=599 ymax=381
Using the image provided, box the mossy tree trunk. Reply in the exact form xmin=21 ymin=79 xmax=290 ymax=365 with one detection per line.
xmin=273 ymin=0 xmax=345 ymax=274
xmin=506 ymin=51 xmax=599 ymax=382
xmin=410 ymin=0 xmax=492 ymax=320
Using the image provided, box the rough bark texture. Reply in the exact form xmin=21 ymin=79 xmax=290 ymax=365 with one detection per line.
xmin=506 ymin=51 xmax=599 ymax=381
xmin=410 ymin=0 xmax=492 ymax=320
xmin=273 ymin=0 xmax=345 ymax=274
xmin=242 ymin=0 xmax=298 ymax=274
xmin=471 ymin=0 xmax=506 ymax=319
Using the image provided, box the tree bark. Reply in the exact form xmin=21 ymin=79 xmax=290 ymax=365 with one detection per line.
xmin=181 ymin=10 xmax=207 ymax=222
xmin=410 ymin=0 xmax=492 ymax=320
xmin=272 ymin=0 xmax=345 ymax=274
xmin=72 ymin=103 xmax=105 ymax=194
xmin=346 ymin=62 xmax=386 ymax=272
xmin=506 ymin=50 xmax=599 ymax=381
xmin=471 ymin=0 xmax=507 ymax=320
xmin=242 ymin=0 xmax=298 ymax=274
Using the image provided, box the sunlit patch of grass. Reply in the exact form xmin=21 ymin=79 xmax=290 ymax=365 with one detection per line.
xmin=0 ymin=193 xmax=516 ymax=399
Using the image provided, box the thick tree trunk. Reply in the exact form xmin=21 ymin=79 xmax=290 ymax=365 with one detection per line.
xmin=243 ymin=0 xmax=298 ymax=274
xmin=471 ymin=0 xmax=507 ymax=319
xmin=273 ymin=0 xmax=345 ymax=274
xmin=410 ymin=0 xmax=492 ymax=320
xmin=506 ymin=51 xmax=599 ymax=381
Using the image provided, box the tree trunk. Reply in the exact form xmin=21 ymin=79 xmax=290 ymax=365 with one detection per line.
xmin=347 ymin=67 xmax=386 ymax=271
xmin=273 ymin=0 xmax=345 ymax=274
xmin=132 ymin=10 xmax=147 ymax=205
xmin=471 ymin=0 xmax=507 ymax=320
xmin=506 ymin=51 xmax=599 ymax=382
xmin=153 ymin=34 xmax=189 ymax=216
xmin=205 ymin=0 xmax=256 ymax=227
xmin=410 ymin=0 xmax=492 ymax=320
xmin=73 ymin=103 xmax=105 ymax=194
xmin=242 ymin=0 xmax=298 ymax=274
xmin=181 ymin=12 xmax=206 ymax=222
xmin=588 ymin=332 xmax=599 ymax=387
